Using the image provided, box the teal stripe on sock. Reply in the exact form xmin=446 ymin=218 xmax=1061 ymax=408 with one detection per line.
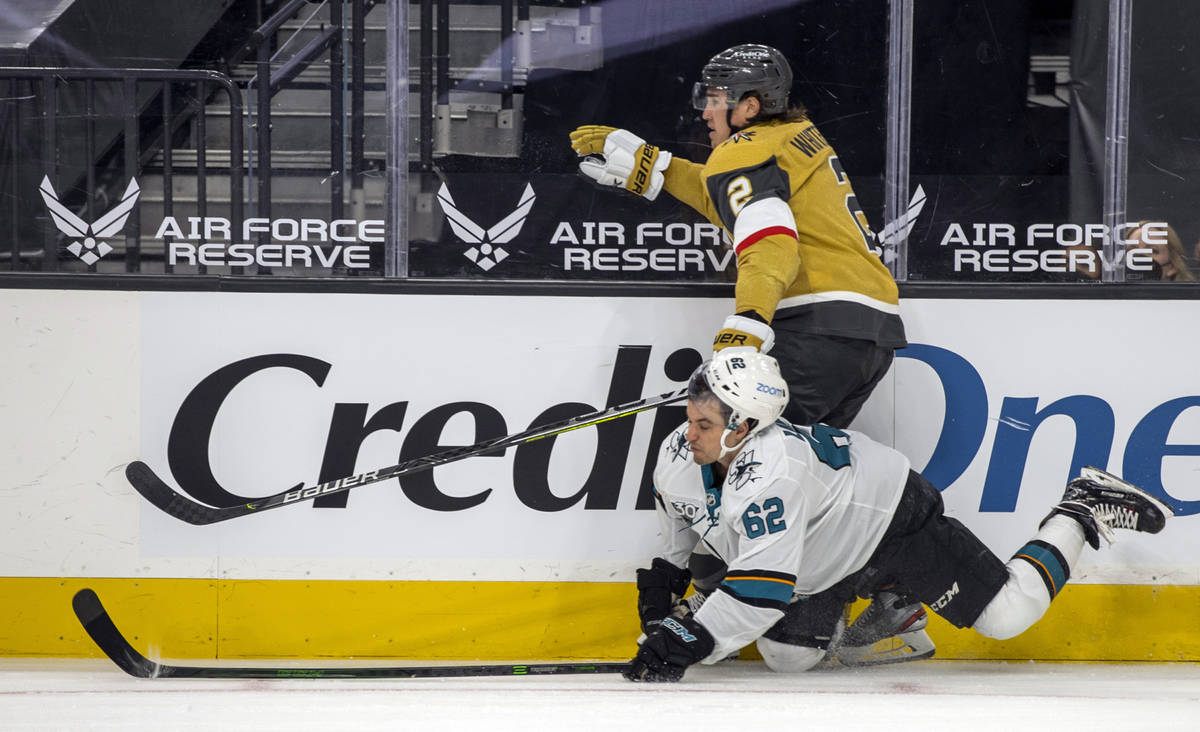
xmin=1015 ymin=542 xmax=1069 ymax=598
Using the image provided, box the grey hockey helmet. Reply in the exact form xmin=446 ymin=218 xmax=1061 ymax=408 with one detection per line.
xmin=689 ymin=350 xmax=789 ymax=440
xmin=692 ymin=44 xmax=793 ymax=115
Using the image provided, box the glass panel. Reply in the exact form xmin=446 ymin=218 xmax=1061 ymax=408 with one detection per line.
xmin=404 ymin=0 xmax=888 ymax=280
xmin=1125 ymin=0 xmax=1200 ymax=283
xmin=0 ymin=0 xmax=371 ymax=276
xmin=905 ymin=0 xmax=1093 ymax=282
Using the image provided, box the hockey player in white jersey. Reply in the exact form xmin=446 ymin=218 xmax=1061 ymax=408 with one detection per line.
xmin=625 ymin=351 xmax=1174 ymax=682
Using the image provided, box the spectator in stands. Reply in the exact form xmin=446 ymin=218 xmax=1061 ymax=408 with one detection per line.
xmin=1069 ymin=221 xmax=1195 ymax=281
xmin=1130 ymin=222 xmax=1195 ymax=281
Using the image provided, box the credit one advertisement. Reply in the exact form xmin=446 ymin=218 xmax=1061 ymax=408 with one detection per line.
xmin=139 ymin=293 xmax=1200 ymax=583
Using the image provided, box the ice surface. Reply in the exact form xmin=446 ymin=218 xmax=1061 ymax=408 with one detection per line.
xmin=2 ymin=658 xmax=1198 ymax=731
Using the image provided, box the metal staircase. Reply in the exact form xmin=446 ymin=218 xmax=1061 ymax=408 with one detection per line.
xmin=2 ymin=0 xmax=604 ymax=275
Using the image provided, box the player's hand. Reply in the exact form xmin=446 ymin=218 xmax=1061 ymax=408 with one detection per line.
xmin=624 ymin=616 xmax=715 ymax=683
xmin=636 ymin=557 xmax=691 ymax=634
xmin=712 ymin=313 xmax=776 ymax=354
xmin=569 ymin=125 xmax=672 ymax=201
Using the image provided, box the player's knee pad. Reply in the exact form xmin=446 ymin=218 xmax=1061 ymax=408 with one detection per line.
xmin=756 ymin=636 xmax=826 ymax=673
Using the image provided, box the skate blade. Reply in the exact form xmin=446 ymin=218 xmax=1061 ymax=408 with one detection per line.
xmin=836 ymin=629 xmax=936 ymax=668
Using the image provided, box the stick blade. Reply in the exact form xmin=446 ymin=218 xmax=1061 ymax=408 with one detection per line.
xmin=72 ymin=588 xmax=162 ymax=678
xmin=125 ymin=461 xmax=234 ymax=525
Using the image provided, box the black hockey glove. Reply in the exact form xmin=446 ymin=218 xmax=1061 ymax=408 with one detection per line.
xmin=636 ymin=557 xmax=692 ymax=634
xmin=624 ymin=615 xmax=715 ymax=683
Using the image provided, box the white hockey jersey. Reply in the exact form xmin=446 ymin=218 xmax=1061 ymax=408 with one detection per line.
xmin=650 ymin=419 xmax=910 ymax=662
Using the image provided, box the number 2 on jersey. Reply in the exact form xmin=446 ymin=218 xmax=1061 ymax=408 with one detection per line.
xmin=828 ymin=156 xmax=875 ymax=251
xmin=726 ymin=176 xmax=753 ymax=215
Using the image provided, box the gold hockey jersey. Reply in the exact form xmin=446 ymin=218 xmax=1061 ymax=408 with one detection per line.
xmin=663 ymin=119 xmax=906 ymax=347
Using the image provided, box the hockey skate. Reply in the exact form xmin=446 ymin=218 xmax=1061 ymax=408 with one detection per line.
xmin=1044 ymin=466 xmax=1174 ymax=550
xmin=833 ymin=590 xmax=935 ymax=667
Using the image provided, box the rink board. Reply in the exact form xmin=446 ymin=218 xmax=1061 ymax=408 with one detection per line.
xmin=6 ymin=577 xmax=1200 ymax=662
xmin=2 ymin=287 xmax=1199 ymax=660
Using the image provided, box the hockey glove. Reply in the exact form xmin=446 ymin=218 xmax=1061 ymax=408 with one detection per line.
xmin=712 ymin=312 xmax=776 ymax=354
xmin=636 ymin=557 xmax=692 ymax=634
xmin=624 ymin=616 xmax=715 ymax=683
xmin=569 ymin=125 xmax=672 ymax=201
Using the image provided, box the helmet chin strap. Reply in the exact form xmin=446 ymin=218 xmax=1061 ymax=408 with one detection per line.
xmin=724 ymin=107 xmax=747 ymax=135
xmin=716 ymin=422 xmax=753 ymax=463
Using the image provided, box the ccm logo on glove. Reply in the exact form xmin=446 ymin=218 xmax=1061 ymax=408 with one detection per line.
xmin=660 ymin=617 xmax=696 ymax=642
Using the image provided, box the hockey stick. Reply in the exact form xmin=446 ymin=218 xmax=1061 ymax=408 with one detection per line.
xmin=72 ymin=588 xmax=629 ymax=679
xmin=128 ymin=387 xmax=687 ymax=525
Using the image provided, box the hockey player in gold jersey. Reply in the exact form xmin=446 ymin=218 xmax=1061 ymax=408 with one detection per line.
xmin=570 ymin=43 xmax=917 ymax=667
xmin=570 ymin=43 xmax=905 ymax=429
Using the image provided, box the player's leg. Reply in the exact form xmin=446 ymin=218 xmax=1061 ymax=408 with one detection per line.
xmin=971 ymin=466 xmax=1172 ymax=639
xmin=770 ymin=331 xmax=892 ymax=429
xmin=756 ymin=588 xmax=850 ymax=673
xmin=863 ymin=470 xmax=1012 ymax=632
xmin=814 ymin=342 xmax=893 ymax=430
xmin=871 ymin=468 xmax=1172 ymax=641
xmin=834 ymin=584 xmax=936 ymax=666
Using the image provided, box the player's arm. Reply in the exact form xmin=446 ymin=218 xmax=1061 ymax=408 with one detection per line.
xmin=635 ymin=433 xmax=704 ymax=635
xmin=706 ymin=155 xmax=802 ymax=353
xmin=661 ymin=157 xmax=719 ymax=220
xmin=626 ymin=480 xmax=807 ymax=682
xmin=690 ymin=491 xmax=805 ymax=663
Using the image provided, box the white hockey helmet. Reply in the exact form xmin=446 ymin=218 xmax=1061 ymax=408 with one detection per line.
xmin=689 ymin=350 xmax=789 ymax=439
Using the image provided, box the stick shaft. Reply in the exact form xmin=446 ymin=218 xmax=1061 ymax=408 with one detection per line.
xmin=129 ymin=388 xmax=687 ymax=524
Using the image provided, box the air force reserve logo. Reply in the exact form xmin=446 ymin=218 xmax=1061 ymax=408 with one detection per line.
xmin=39 ymin=175 xmax=141 ymax=266
xmin=436 ymin=181 xmax=535 ymax=271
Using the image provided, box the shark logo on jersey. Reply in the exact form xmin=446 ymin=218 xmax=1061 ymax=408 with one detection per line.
xmin=39 ymin=175 xmax=141 ymax=266
xmin=666 ymin=428 xmax=692 ymax=463
xmin=436 ymin=181 xmax=535 ymax=271
xmin=728 ymin=449 xmax=762 ymax=491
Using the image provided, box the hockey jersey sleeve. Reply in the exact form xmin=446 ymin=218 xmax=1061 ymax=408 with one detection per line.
xmin=649 ymin=430 xmax=706 ymax=568
xmin=661 ymin=157 xmax=717 ymax=221
xmin=706 ymin=142 xmax=804 ymax=324
xmin=691 ymin=477 xmax=809 ymax=663
xmin=651 ymin=485 xmax=701 ymax=569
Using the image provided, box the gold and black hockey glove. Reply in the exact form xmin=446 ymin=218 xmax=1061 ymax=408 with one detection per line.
xmin=569 ymin=125 xmax=672 ymax=200
xmin=712 ymin=311 xmax=776 ymax=354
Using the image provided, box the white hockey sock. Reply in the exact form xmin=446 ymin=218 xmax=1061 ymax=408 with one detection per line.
xmin=971 ymin=516 xmax=1086 ymax=640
